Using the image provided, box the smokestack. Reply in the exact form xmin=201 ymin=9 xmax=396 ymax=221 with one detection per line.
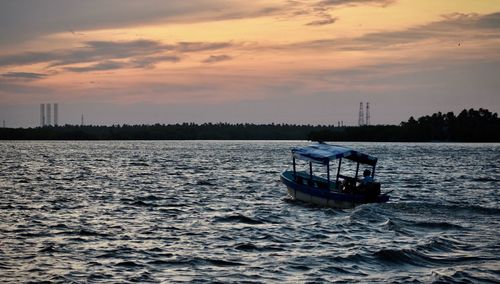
xmin=54 ymin=103 xmax=58 ymax=126
xmin=46 ymin=104 xmax=51 ymax=126
xmin=40 ymin=103 xmax=45 ymax=127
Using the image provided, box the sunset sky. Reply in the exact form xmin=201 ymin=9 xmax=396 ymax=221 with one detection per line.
xmin=1 ymin=0 xmax=499 ymax=127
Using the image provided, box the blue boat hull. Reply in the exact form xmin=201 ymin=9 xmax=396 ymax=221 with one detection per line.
xmin=280 ymin=170 xmax=389 ymax=209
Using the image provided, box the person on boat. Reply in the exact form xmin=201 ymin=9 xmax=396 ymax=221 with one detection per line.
xmin=360 ymin=169 xmax=374 ymax=185
xmin=356 ymin=169 xmax=380 ymax=197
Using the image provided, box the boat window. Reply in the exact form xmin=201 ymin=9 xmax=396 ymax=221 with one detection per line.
xmin=338 ymin=158 xmax=358 ymax=179
xmin=311 ymin=163 xmax=328 ymax=180
xmin=293 ymin=159 xmax=310 ymax=175
xmin=293 ymin=159 xmax=329 ymax=180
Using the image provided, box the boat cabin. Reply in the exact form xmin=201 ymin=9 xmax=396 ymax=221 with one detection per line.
xmin=280 ymin=142 xmax=388 ymax=208
xmin=290 ymin=143 xmax=379 ymax=194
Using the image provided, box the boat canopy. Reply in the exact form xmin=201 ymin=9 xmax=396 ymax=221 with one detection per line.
xmin=292 ymin=143 xmax=377 ymax=166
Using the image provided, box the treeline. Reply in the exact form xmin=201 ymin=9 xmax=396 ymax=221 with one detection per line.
xmin=308 ymin=108 xmax=500 ymax=142
xmin=0 ymin=108 xmax=499 ymax=141
xmin=400 ymin=108 xmax=499 ymax=142
xmin=0 ymin=123 xmax=333 ymax=140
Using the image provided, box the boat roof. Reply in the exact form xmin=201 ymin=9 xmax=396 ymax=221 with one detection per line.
xmin=292 ymin=143 xmax=378 ymax=166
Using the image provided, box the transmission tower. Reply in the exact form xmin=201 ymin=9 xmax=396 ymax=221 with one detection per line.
xmin=358 ymin=102 xmax=364 ymax=126
xmin=366 ymin=102 xmax=370 ymax=126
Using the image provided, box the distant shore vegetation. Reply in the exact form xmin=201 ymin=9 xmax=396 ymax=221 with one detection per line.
xmin=1 ymin=108 xmax=499 ymax=142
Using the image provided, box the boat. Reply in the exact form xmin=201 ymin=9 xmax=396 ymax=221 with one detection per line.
xmin=280 ymin=142 xmax=390 ymax=208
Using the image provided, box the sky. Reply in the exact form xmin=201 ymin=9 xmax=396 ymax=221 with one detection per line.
xmin=1 ymin=0 xmax=499 ymax=127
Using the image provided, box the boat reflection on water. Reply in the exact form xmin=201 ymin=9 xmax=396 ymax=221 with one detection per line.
xmin=280 ymin=142 xmax=390 ymax=208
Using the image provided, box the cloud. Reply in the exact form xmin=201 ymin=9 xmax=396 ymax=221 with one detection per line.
xmin=476 ymin=12 xmax=500 ymax=28
xmin=49 ymin=40 xmax=167 ymax=67
xmin=441 ymin=12 xmax=500 ymax=29
xmin=0 ymin=1 xmax=281 ymax=47
xmin=0 ymin=40 xmax=165 ymax=68
xmin=64 ymin=61 xmax=127 ymax=72
xmin=1 ymin=71 xmax=47 ymax=79
xmin=318 ymin=0 xmax=394 ymax=7
xmin=0 ymin=0 xmax=399 ymax=47
xmin=306 ymin=16 xmax=337 ymax=26
xmin=202 ymin=55 xmax=232 ymax=63
xmin=355 ymin=12 xmax=500 ymax=47
xmin=64 ymin=55 xmax=182 ymax=72
xmin=131 ymin=55 xmax=181 ymax=68
xmin=0 ymin=52 xmax=55 ymax=67
xmin=176 ymin=42 xmax=233 ymax=52
xmin=289 ymin=11 xmax=500 ymax=52
xmin=284 ymin=0 xmax=393 ymax=29
xmin=0 ymin=1 xmax=402 ymax=48
xmin=0 ymin=80 xmax=53 ymax=97
xmin=0 ymin=39 xmax=230 ymax=72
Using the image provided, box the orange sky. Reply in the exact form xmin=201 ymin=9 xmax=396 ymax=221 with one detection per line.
xmin=1 ymin=0 xmax=500 ymax=126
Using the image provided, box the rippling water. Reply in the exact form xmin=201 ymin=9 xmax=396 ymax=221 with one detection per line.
xmin=1 ymin=141 xmax=499 ymax=283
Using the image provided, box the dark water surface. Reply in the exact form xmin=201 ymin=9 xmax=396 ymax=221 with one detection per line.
xmin=1 ymin=141 xmax=499 ymax=283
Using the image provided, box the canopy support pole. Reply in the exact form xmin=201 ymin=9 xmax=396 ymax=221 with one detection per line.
xmin=293 ymin=157 xmax=296 ymax=178
xmin=335 ymin=158 xmax=342 ymax=184
xmin=372 ymin=164 xmax=376 ymax=177
xmin=327 ymin=162 xmax=330 ymax=188
xmin=355 ymin=162 xmax=360 ymax=180
xmin=309 ymin=162 xmax=313 ymax=181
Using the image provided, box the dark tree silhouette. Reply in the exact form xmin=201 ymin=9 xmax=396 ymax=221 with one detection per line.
xmin=1 ymin=108 xmax=498 ymax=142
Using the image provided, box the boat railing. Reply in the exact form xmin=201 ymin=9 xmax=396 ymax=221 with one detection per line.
xmin=291 ymin=171 xmax=341 ymax=191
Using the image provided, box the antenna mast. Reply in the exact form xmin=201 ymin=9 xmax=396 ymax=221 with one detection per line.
xmin=366 ymin=102 xmax=370 ymax=126
xmin=358 ymin=102 xmax=364 ymax=126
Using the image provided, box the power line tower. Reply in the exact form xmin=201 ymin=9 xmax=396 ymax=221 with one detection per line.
xmin=358 ymin=102 xmax=364 ymax=126
xmin=366 ymin=102 xmax=370 ymax=126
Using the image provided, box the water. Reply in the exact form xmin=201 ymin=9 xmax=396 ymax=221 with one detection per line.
xmin=0 ymin=141 xmax=499 ymax=283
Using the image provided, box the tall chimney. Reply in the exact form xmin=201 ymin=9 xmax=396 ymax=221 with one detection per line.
xmin=54 ymin=103 xmax=58 ymax=126
xmin=40 ymin=103 xmax=45 ymax=127
xmin=46 ymin=104 xmax=51 ymax=126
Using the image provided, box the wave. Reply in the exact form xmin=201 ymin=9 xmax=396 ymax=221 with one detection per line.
xmin=381 ymin=219 xmax=414 ymax=236
xmin=373 ymin=248 xmax=436 ymax=267
xmin=413 ymin=221 xmax=464 ymax=230
xmin=471 ymin=177 xmax=499 ymax=182
xmin=327 ymin=253 xmax=369 ymax=264
xmin=350 ymin=204 xmax=390 ymax=223
xmin=234 ymin=243 xmax=259 ymax=251
xmin=415 ymin=236 xmax=463 ymax=253
xmin=129 ymin=200 xmax=159 ymax=207
xmin=373 ymin=246 xmax=486 ymax=268
xmin=234 ymin=242 xmax=284 ymax=252
xmin=129 ymin=162 xmax=149 ymax=166
xmin=114 ymin=260 xmax=144 ymax=268
xmin=38 ymin=245 xmax=58 ymax=253
xmin=432 ymin=267 xmax=500 ymax=283
xmin=137 ymin=194 xmax=164 ymax=201
xmin=158 ymin=207 xmax=183 ymax=214
xmin=19 ymin=231 xmax=52 ymax=238
xmin=76 ymin=228 xmax=109 ymax=237
xmin=388 ymin=202 xmax=500 ymax=216
xmin=213 ymin=214 xmax=264 ymax=225
xmin=147 ymin=257 xmax=243 ymax=268
xmin=196 ymin=180 xmax=216 ymax=186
